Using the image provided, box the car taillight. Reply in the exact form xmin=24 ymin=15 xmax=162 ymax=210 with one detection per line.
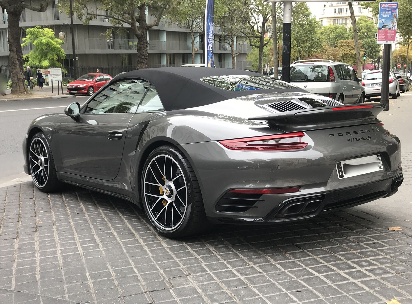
xmin=389 ymin=78 xmax=393 ymax=83
xmin=399 ymin=79 xmax=403 ymax=83
xmin=362 ymin=81 xmax=365 ymax=86
xmin=379 ymin=122 xmax=391 ymax=134
xmin=329 ymin=66 xmax=335 ymax=82
xmin=332 ymin=105 xmax=373 ymax=111
xmin=229 ymin=187 xmax=300 ymax=194
xmin=219 ymin=133 xmax=308 ymax=151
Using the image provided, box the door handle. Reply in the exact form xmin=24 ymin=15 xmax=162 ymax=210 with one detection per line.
xmin=108 ymin=131 xmax=123 ymax=140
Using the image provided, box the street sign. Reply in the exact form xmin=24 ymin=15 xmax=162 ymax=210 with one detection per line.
xmin=397 ymin=63 xmax=401 ymax=68
xmin=377 ymin=2 xmax=399 ymax=44
xmin=404 ymin=64 xmax=407 ymax=68
xmin=48 ymin=68 xmax=62 ymax=83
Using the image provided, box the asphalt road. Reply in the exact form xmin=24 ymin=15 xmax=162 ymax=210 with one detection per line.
xmin=0 ymin=97 xmax=88 ymax=187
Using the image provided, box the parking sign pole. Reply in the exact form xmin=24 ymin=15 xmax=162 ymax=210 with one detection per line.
xmin=381 ymin=44 xmax=391 ymax=111
xmin=282 ymin=1 xmax=292 ymax=83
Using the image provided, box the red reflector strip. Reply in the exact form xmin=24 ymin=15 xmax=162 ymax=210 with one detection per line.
xmin=332 ymin=105 xmax=373 ymax=111
xmin=229 ymin=187 xmax=300 ymax=194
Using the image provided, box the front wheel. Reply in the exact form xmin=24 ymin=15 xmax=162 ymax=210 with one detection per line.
xmin=142 ymin=146 xmax=208 ymax=238
xmin=391 ymin=93 xmax=398 ymax=99
xmin=28 ymin=133 xmax=61 ymax=192
xmin=87 ymin=87 xmax=94 ymax=96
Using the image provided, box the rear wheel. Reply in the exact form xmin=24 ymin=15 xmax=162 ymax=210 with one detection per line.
xmin=87 ymin=87 xmax=94 ymax=96
xmin=142 ymin=146 xmax=208 ymax=238
xmin=28 ymin=133 xmax=61 ymax=192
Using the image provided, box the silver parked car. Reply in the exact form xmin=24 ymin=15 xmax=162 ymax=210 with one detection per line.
xmin=362 ymin=70 xmax=400 ymax=100
xmin=290 ymin=59 xmax=365 ymax=104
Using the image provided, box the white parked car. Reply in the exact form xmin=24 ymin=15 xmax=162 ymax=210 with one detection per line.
xmin=362 ymin=70 xmax=400 ymax=100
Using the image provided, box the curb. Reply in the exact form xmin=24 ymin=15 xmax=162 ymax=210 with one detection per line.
xmin=0 ymin=94 xmax=76 ymax=102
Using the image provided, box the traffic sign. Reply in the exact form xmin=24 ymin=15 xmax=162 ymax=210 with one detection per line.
xmin=397 ymin=63 xmax=401 ymax=68
xmin=404 ymin=64 xmax=407 ymax=68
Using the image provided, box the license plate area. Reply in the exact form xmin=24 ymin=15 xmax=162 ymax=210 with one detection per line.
xmin=336 ymin=155 xmax=383 ymax=179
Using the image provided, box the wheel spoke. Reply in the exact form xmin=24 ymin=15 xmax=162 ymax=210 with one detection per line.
xmin=149 ymin=166 xmax=162 ymax=186
xmin=150 ymin=197 xmax=163 ymax=212
xmin=155 ymin=204 xmax=168 ymax=220
xmin=176 ymin=185 xmax=186 ymax=192
xmin=30 ymin=147 xmax=41 ymax=159
xmin=172 ymin=202 xmax=183 ymax=217
xmin=175 ymin=192 xmax=187 ymax=208
xmin=145 ymin=193 xmax=164 ymax=199
xmin=145 ymin=181 xmax=161 ymax=187
xmin=172 ymin=174 xmax=182 ymax=182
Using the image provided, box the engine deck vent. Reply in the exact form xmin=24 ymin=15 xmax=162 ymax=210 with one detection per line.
xmin=267 ymin=100 xmax=308 ymax=112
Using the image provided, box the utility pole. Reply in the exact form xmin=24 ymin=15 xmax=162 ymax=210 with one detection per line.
xmin=282 ymin=2 xmax=292 ymax=83
xmin=69 ymin=0 xmax=77 ymax=79
xmin=272 ymin=2 xmax=278 ymax=79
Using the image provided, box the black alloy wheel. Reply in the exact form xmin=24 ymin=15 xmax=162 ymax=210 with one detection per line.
xmin=87 ymin=87 xmax=94 ymax=96
xmin=142 ymin=146 xmax=207 ymax=238
xmin=28 ymin=133 xmax=61 ymax=192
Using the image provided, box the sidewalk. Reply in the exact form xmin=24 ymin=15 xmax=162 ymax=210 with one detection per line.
xmin=0 ymin=84 xmax=73 ymax=101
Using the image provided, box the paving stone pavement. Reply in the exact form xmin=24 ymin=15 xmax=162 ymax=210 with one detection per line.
xmin=0 ymin=182 xmax=412 ymax=304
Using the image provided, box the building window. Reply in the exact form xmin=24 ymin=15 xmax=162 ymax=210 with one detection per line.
xmin=334 ymin=8 xmax=336 ymax=14
xmin=320 ymin=20 xmax=323 ymax=26
xmin=52 ymin=1 xmax=60 ymax=20
xmin=338 ymin=8 xmax=344 ymax=14
xmin=358 ymin=7 xmax=362 ymax=13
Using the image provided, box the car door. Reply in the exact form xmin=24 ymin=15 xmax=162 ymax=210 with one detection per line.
xmin=53 ymin=79 xmax=148 ymax=180
xmin=348 ymin=65 xmax=362 ymax=103
xmin=94 ymin=75 xmax=106 ymax=91
xmin=340 ymin=65 xmax=357 ymax=103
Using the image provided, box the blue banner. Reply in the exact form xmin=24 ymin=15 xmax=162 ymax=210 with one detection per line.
xmin=205 ymin=0 xmax=214 ymax=68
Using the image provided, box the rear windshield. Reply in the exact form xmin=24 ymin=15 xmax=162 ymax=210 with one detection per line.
xmin=290 ymin=65 xmax=329 ymax=82
xmin=200 ymin=75 xmax=298 ymax=91
xmin=365 ymin=73 xmax=382 ymax=80
xmin=77 ymin=74 xmax=96 ymax=81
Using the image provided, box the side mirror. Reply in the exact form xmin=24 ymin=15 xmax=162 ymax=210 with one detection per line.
xmin=64 ymin=102 xmax=80 ymax=120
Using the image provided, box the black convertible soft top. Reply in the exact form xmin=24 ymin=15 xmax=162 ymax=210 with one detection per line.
xmin=113 ymin=67 xmax=304 ymax=111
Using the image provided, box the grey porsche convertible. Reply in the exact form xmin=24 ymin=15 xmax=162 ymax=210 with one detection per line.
xmin=23 ymin=68 xmax=403 ymax=238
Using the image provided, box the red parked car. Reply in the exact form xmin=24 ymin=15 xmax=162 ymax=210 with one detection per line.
xmin=67 ymin=73 xmax=112 ymax=96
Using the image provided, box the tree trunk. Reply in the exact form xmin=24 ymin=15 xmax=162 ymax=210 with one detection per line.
xmin=272 ymin=2 xmax=278 ymax=79
xmin=8 ymin=7 xmax=26 ymax=94
xmin=348 ymin=2 xmax=362 ymax=78
xmin=135 ymin=5 xmax=148 ymax=69
xmin=258 ymin=20 xmax=265 ymax=74
xmin=231 ymin=38 xmax=236 ymax=69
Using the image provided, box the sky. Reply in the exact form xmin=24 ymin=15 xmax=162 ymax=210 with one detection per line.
xmin=307 ymin=2 xmax=328 ymax=19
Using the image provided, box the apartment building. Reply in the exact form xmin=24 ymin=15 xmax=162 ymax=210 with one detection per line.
xmin=318 ymin=2 xmax=374 ymax=27
xmin=0 ymin=2 xmax=251 ymax=78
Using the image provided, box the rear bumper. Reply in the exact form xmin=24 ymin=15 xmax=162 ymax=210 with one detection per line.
xmin=215 ymin=171 xmax=403 ymax=224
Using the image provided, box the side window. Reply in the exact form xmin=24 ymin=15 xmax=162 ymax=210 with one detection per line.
xmin=346 ymin=66 xmax=357 ymax=81
xmin=84 ymin=79 xmax=147 ymax=114
xmin=334 ymin=65 xmax=344 ymax=80
xmin=136 ymin=86 xmax=164 ymax=113
xmin=95 ymin=76 xmax=104 ymax=82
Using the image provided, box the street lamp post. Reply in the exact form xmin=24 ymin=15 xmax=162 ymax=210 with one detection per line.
xmin=69 ymin=0 xmax=77 ymax=79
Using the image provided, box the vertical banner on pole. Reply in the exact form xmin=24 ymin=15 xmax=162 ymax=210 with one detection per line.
xmin=205 ymin=0 xmax=215 ymax=68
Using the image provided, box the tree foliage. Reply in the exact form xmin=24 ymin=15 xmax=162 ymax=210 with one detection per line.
xmin=351 ymin=16 xmax=380 ymax=60
xmin=166 ymin=0 xmax=204 ymax=64
xmin=61 ymin=0 xmax=177 ymax=69
xmin=215 ymin=0 xmax=250 ymax=69
xmin=247 ymin=37 xmax=271 ymax=71
xmin=22 ymin=27 xmax=65 ymax=68
xmin=0 ymin=0 xmax=49 ymax=93
xmin=319 ymin=25 xmax=350 ymax=48
xmin=291 ymin=2 xmax=322 ymax=61
xmin=245 ymin=0 xmax=272 ymax=73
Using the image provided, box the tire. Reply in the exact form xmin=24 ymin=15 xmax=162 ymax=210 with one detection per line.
xmin=142 ymin=146 xmax=208 ymax=238
xmin=357 ymin=92 xmax=365 ymax=104
xmin=28 ymin=132 xmax=62 ymax=192
xmin=391 ymin=93 xmax=397 ymax=99
xmin=87 ymin=87 xmax=94 ymax=96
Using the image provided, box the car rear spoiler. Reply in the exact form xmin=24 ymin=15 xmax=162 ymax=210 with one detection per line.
xmin=248 ymin=104 xmax=383 ymax=131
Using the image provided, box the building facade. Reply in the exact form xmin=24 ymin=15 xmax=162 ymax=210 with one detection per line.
xmin=0 ymin=2 xmax=251 ymax=79
xmin=318 ymin=2 xmax=374 ymax=27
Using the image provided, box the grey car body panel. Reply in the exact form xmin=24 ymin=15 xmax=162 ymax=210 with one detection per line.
xmin=23 ymin=73 xmax=402 ymax=224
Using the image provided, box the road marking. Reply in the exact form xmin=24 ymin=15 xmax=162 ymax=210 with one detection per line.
xmin=0 ymin=106 xmax=66 ymax=113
